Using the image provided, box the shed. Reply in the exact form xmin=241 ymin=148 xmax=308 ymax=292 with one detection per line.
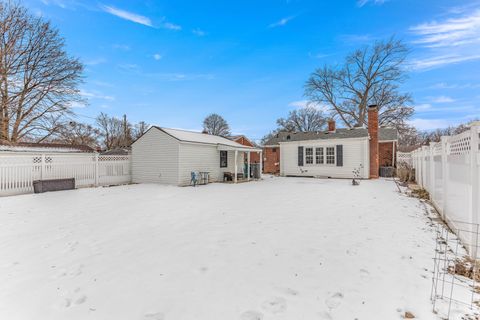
xmin=131 ymin=126 xmax=262 ymax=186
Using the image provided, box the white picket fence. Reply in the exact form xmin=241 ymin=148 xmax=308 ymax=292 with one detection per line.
xmin=0 ymin=152 xmax=131 ymax=196
xmin=407 ymin=125 xmax=480 ymax=256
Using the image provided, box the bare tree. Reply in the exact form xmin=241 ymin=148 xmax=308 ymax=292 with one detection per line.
xmin=96 ymin=113 xmax=128 ymax=149
xmin=305 ymin=38 xmax=413 ymax=128
xmin=260 ymin=130 xmax=279 ymax=146
xmin=96 ymin=113 xmax=148 ymax=149
xmin=203 ymin=113 xmax=230 ymax=137
xmin=0 ymin=2 xmax=84 ymax=142
xmin=276 ymin=106 xmax=327 ymax=132
xmin=398 ymin=119 xmax=478 ymax=146
xmin=53 ymin=121 xmax=100 ymax=146
xmin=132 ymin=121 xmax=150 ymax=139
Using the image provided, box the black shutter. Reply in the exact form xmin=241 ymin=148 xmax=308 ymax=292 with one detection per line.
xmin=336 ymin=145 xmax=343 ymax=166
xmin=298 ymin=146 xmax=304 ymax=166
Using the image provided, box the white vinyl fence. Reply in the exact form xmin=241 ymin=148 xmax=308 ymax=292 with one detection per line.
xmin=406 ymin=125 xmax=480 ymax=256
xmin=0 ymin=152 xmax=131 ymax=196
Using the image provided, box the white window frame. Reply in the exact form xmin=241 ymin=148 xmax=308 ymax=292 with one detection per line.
xmin=315 ymin=147 xmax=324 ymax=164
xmin=325 ymin=146 xmax=336 ymax=165
xmin=305 ymin=147 xmax=314 ymax=165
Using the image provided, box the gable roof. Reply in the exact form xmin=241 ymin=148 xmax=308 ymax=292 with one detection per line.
xmin=153 ymin=126 xmax=258 ymax=149
xmin=227 ymin=135 xmax=259 ymax=147
xmin=264 ymin=127 xmax=398 ymax=146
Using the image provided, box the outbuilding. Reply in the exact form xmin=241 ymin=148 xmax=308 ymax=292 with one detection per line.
xmin=132 ymin=126 xmax=262 ymax=186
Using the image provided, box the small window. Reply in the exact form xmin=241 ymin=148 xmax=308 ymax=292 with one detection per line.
xmin=326 ymin=147 xmax=335 ymax=164
xmin=286 ymin=135 xmax=291 ymax=140
xmin=316 ymin=147 xmax=324 ymax=164
xmin=220 ymin=150 xmax=228 ymax=168
xmin=272 ymin=148 xmax=277 ymax=153
xmin=305 ymin=147 xmax=313 ymax=164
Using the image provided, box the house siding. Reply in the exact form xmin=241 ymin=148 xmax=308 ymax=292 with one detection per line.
xmin=132 ymin=128 xmax=179 ymax=184
xmin=280 ymin=137 xmax=369 ymax=179
xmin=177 ymin=143 xmax=244 ymax=186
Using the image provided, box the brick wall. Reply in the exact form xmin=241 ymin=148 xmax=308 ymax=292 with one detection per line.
xmin=368 ymin=106 xmax=379 ymax=179
xmin=263 ymin=146 xmax=280 ymax=174
xmin=379 ymin=142 xmax=396 ymax=167
xmin=233 ymin=136 xmax=260 ymax=163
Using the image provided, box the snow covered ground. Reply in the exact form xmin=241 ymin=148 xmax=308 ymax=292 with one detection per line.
xmin=0 ymin=177 xmax=476 ymax=319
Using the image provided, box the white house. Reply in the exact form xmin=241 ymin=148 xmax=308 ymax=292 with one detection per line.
xmin=278 ymin=105 xmax=397 ymax=179
xmin=131 ymin=126 xmax=262 ymax=186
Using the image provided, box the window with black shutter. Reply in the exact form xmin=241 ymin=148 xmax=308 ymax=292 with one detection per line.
xmin=298 ymin=146 xmax=304 ymax=166
xmin=220 ymin=151 xmax=228 ymax=168
xmin=336 ymin=145 xmax=343 ymax=167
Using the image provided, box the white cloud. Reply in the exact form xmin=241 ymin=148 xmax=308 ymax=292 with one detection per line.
xmin=410 ymin=10 xmax=480 ymax=48
xmin=288 ymin=100 xmax=330 ymax=112
xmin=269 ymin=16 xmax=295 ymax=28
xmin=192 ymin=28 xmax=206 ymax=36
xmin=415 ymin=103 xmax=433 ymax=112
xmin=411 ymin=54 xmax=480 ymax=70
xmin=101 ymin=5 xmax=153 ymax=27
xmin=163 ymin=21 xmax=181 ymax=31
xmin=153 ymin=53 xmax=162 ymax=61
xmin=80 ymin=90 xmax=115 ymax=101
xmin=150 ymin=73 xmax=214 ymax=81
xmin=357 ymin=0 xmax=387 ymax=7
xmin=112 ymin=44 xmax=131 ymax=51
xmin=410 ymin=8 xmax=480 ymax=70
xmin=407 ymin=118 xmax=453 ymax=130
xmin=429 ymin=82 xmax=480 ymax=89
xmin=84 ymin=57 xmax=107 ymax=66
xmin=431 ymin=95 xmax=455 ymax=103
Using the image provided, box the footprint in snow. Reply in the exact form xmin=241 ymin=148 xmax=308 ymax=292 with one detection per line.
xmin=281 ymin=287 xmax=299 ymax=296
xmin=261 ymin=297 xmax=287 ymax=314
xmin=359 ymin=268 xmax=370 ymax=278
xmin=240 ymin=310 xmax=263 ymax=320
xmin=75 ymin=295 xmax=87 ymax=305
xmin=325 ymin=292 xmax=343 ymax=310
xmin=144 ymin=312 xmax=164 ymax=320
xmin=318 ymin=311 xmax=332 ymax=319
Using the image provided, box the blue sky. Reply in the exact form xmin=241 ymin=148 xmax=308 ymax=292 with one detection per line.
xmin=25 ymin=0 xmax=480 ymax=141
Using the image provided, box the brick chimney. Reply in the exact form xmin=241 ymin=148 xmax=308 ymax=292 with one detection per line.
xmin=328 ymin=119 xmax=336 ymax=133
xmin=368 ymin=105 xmax=379 ymax=179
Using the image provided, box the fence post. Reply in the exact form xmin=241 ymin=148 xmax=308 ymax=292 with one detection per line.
xmin=471 ymin=126 xmax=479 ymax=254
xmin=430 ymin=143 xmax=435 ymax=197
xmin=94 ymin=153 xmax=99 ymax=187
xmin=441 ymin=136 xmax=448 ymax=220
xmin=40 ymin=154 xmax=46 ymax=180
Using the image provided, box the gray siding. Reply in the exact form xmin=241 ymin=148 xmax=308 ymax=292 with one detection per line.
xmin=132 ymin=128 xmax=179 ymax=184
xmin=177 ymin=143 xmax=243 ymax=186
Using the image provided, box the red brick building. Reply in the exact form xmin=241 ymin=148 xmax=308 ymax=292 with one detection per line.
xmin=229 ymin=135 xmax=260 ymax=164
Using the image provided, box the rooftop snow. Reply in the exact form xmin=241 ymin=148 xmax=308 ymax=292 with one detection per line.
xmin=157 ymin=127 xmax=257 ymax=149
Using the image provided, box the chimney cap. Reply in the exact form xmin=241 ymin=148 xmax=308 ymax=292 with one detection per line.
xmin=368 ymin=105 xmax=378 ymax=110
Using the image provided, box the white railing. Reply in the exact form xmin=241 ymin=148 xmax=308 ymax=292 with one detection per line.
xmin=406 ymin=125 xmax=480 ymax=257
xmin=0 ymin=152 xmax=131 ymax=196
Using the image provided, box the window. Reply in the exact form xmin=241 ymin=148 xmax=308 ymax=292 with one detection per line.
xmin=220 ymin=151 xmax=228 ymax=168
xmin=316 ymin=147 xmax=324 ymax=164
xmin=326 ymin=147 xmax=335 ymax=164
xmin=272 ymin=148 xmax=277 ymax=153
xmin=305 ymin=147 xmax=313 ymax=164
